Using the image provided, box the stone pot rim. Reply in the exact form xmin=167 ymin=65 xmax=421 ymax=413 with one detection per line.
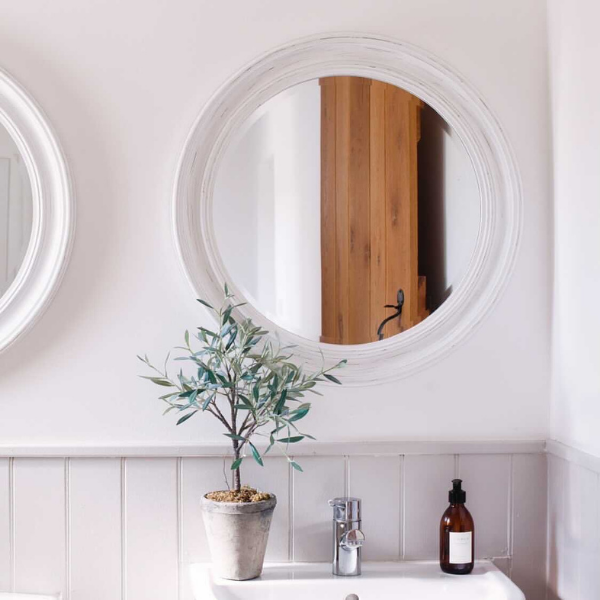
xmin=201 ymin=492 xmax=277 ymax=514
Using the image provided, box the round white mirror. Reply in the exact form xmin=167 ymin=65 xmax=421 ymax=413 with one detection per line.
xmin=0 ymin=67 xmax=73 ymax=352
xmin=174 ymin=34 xmax=521 ymax=383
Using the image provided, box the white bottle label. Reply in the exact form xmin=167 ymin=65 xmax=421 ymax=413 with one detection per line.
xmin=449 ymin=531 xmax=472 ymax=564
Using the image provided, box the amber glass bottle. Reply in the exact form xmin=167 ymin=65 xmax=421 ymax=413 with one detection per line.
xmin=440 ymin=479 xmax=474 ymax=575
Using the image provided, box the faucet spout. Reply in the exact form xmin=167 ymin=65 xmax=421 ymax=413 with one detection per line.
xmin=329 ymin=497 xmax=364 ymax=576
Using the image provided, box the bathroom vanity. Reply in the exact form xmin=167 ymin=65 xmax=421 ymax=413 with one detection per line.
xmin=190 ymin=561 xmax=525 ymax=600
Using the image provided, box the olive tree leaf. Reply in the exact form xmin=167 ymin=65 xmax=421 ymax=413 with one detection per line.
xmin=176 ymin=411 xmax=198 ymax=425
xmin=201 ymin=392 xmax=216 ymax=411
xmin=140 ymin=376 xmax=173 ymax=387
xmin=222 ymin=305 xmax=234 ymax=325
xmin=249 ymin=442 xmax=263 ymax=466
xmin=288 ymin=408 xmax=310 ymax=422
xmin=274 ymin=389 xmax=288 ymax=415
xmin=197 ymin=299 xmax=214 ymax=309
xmin=223 ymin=433 xmax=246 ymax=441
xmin=188 ymin=389 xmax=199 ymax=406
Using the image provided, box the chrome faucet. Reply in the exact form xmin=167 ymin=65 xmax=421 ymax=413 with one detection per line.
xmin=329 ymin=497 xmax=365 ymax=576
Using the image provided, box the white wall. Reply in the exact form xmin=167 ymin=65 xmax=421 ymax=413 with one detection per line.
xmin=546 ymin=4 xmax=600 ymax=596
xmin=0 ymin=0 xmax=551 ymax=445
xmin=548 ymin=0 xmax=600 ymax=459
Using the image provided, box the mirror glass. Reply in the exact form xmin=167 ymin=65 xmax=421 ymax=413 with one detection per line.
xmin=0 ymin=123 xmax=32 ymax=299
xmin=213 ymin=76 xmax=479 ymax=344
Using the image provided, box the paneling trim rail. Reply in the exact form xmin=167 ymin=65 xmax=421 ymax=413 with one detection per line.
xmin=0 ymin=440 xmax=546 ymax=458
xmin=546 ymin=439 xmax=600 ymax=474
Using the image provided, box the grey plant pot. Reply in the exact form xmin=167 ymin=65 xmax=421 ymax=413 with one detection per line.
xmin=201 ymin=493 xmax=277 ymax=581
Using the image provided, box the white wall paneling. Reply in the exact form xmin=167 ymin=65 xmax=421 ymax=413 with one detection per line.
xmin=242 ymin=456 xmax=290 ymax=562
xmin=13 ymin=459 xmax=65 ymax=595
xmin=181 ymin=458 xmax=223 ymax=562
xmin=511 ymin=453 xmax=547 ymax=600
xmin=0 ymin=444 xmax=545 ymax=599
xmin=0 ymin=459 xmax=10 ymax=591
xmin=125 ymin=458 xmax=179 ymax=600
xmin=458 ymin=454 xmax=511 ymax=558
xmin=547 ymin=446 xmax=600 ymax=600
xmin=292 ymin=455 xmax=346 ymax=562
xmin=403 ymin=454 xmax=455 ymax=559
xmin=576 ymin=465 xmax=600 ymax=600
xmin=180 ymin=456 xmax=225 ymax=600
xmin=347 ymin=455 xmax=401 ymax=561
xmin=69 ymin=458 xmax=121 ymax=600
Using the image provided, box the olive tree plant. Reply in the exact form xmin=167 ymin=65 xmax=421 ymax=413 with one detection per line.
xmin=138 ymin=287 xmax=346 ymax=492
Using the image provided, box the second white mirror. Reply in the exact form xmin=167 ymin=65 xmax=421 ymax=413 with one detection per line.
xmin=0 ymin=121 xmax=32 ymax=299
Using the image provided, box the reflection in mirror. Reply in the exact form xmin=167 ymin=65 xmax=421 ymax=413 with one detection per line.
xmin=0 ymin=123 xmax=32 ymax=298
xmin=213 ymin=77 xmax=479 ymax=344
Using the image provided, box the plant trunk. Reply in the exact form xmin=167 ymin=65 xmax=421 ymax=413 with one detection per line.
xmin=233 ymin=440 xmax=241 ymax=491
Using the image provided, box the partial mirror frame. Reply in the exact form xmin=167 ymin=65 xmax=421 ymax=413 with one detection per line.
xmin=0 ymin=68 xmax=74 ymax=352
xmin=0 ymin=120 xmax=33 ymax=299
xmin=174 ymin=34 xmax=522 ymax=384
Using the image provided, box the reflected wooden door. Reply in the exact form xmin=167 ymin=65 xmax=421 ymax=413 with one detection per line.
xmin=320 ymin=77 xmax=428 ymax=344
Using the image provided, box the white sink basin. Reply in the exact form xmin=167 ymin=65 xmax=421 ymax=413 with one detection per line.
xmin=191 ymin=561 xmax=525 ymax=599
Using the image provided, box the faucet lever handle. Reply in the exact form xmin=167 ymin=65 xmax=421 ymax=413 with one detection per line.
xmin=341 ymin=529 xmax=365 ymax=550
xmin=328 ymin=497 xmax=362 ymax=521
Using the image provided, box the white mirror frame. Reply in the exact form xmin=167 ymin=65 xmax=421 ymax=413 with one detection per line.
xmin=174 ymin=33 xmax=522 ymax=384
xmin=0 ymin=68 xmax=74 ymax=353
